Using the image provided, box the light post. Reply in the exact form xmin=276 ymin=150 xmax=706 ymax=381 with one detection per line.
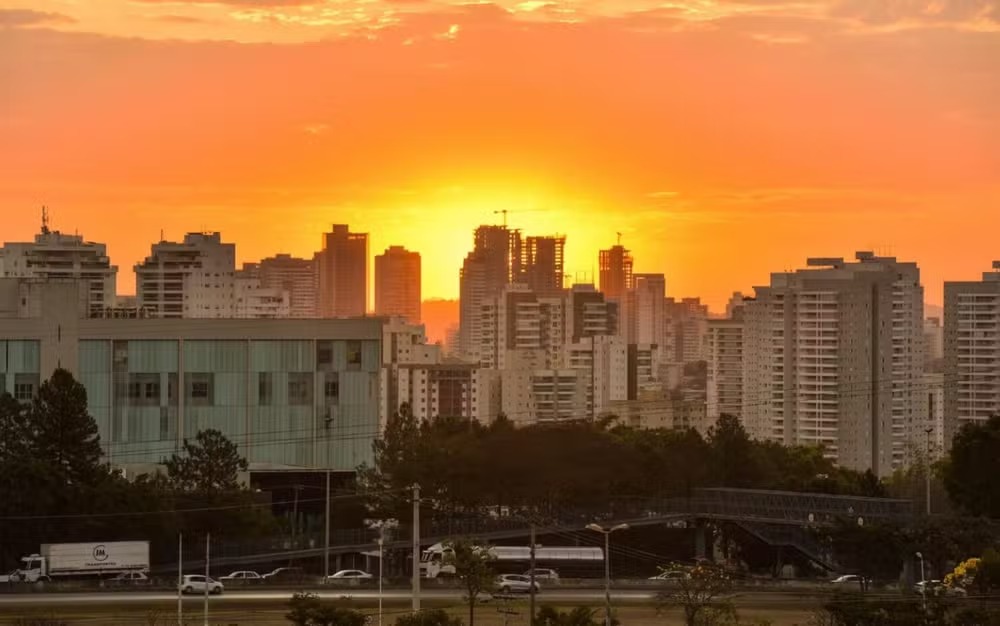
xmin=916 ymin=551 xmax=926 ymax=610
xmin=377 ymin=532 xmax=384 ymax=626
xmin=586 ymin=523 xmax=629 ymax=626
xmin=925 ymin=427 xmax=934 ymax=516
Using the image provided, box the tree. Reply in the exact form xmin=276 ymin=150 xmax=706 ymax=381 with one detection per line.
xmin=394 ymin=610 xmax=463 ymax=626
xmin=286 ymin=591 xmax=367 ymax=626
xmin=536 ymin=607 xmax=608 ymax=626
xmin=165 ymin=429 xmax=247 ymax=492
xmin=822 ymin=519 xmax=906 ymax=590
xmin=446 ymin=539 xmax=496 ymax=626
xmin=945 ymin=548 xmax=1000 ymax=598
xmin=941 ymin=415 xmax=1000 ymax=517
xmin=27 ymin=368 xmax=104 ymax=484
xmin=656 ymin=563 xmax=735 ymax=626
xmin=707 ymin=415 xmax=758 ymax=488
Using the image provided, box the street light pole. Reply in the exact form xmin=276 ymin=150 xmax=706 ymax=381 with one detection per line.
xmin=586 ymin=523 xmax=629 ymax=626
xmin=925 ymin=427 xmax=934 ymax=516
xmin=378 ymin=532 xmax=384 ymax=626
xmin=916 ymin=551 xmax=926 ymax=611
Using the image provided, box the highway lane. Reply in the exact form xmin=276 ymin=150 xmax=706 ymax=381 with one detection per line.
xmin=0 ymin=589 xmax=654 ymax=606
xmin=0 ymin=588 xmax=829 ymax=608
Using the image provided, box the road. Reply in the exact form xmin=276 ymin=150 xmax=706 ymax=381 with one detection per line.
xmin=0 ymin=588 xmax=826 ymax=608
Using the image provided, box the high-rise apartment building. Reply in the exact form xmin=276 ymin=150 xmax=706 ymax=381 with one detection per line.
xmin=598 ymin=243 xmax=633 ymax=302
xmin=944 ymin=262 xmax=1000 ymax=444
xmin=663 ymin=297 xmax=709 ymax=364
xmin=520 ymin=236 xmax=565 ymax=298
xmin=258 ymin=254 xmax=318 ymax=318
xmin=0 ymin=218 xmax=118 ymax=318
xmin=317 ymin=225 xmax=368 ymax=318
xmin=742 ymin=252 xmax=924 ymax=476
xmin=707 ymin=303 xmax=745 ymax=422
xmin=458 ymin=225 xmax=522 ymax=361
xmin=631 ymin=273 xmax=666 ymax=346
xmin=235 ymin=264 xmax=291 ymax=319
xmin=375 ymin=246 xmax=421 ymax=324
xmin=135 ymin=232 xmax=236 ymax=319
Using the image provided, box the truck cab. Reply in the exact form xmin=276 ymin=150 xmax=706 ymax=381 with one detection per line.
xmin=2 ymin=555 xmax=48 ymax=583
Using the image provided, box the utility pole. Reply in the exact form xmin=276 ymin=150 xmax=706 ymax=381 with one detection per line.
xmin=203 ymin=532 xmax=210 ymax=626
xmin=177 ymin=533 xmax=183 ymax=626
xmin=325 ymin=469 xmax=331 ymax=578
xmin=529 ymin=525 xmax=537 ymax=626
xmin=925 ymin=427 xmax=934 ymax=516
xmin=412 ymin=484 xmax=421 ymax=613
xmin=378 ymin=530 xmax=385 ymax=626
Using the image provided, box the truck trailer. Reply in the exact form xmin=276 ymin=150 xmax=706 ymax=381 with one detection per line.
xmin=1 ymin=541 xmax=150 ymax=583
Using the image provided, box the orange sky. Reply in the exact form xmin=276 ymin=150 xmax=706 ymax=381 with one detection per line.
xmin=1 ymin=0 xmax=998 ymax=313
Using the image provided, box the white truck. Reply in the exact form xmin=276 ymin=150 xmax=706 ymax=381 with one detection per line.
xmin=1 ymin=541 xmax=150 ymax=583
xmin=420 ymin=542 xmax=603 ymax=578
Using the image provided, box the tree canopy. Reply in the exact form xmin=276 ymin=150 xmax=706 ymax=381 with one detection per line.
xmin=361 ymin=408 xmax=887 ymax=525
xmin=941 ymin=415 xmax=1000 ymax=518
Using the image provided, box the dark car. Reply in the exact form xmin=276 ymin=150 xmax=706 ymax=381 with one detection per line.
xmin=263 ymin=567 xmax=307 ymax=584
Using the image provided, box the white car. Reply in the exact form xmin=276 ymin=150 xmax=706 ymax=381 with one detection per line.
xmin=179 ymin=575 xmax=224 ymax=595
xmin=495 ymin=574 xmax=540 ymax=594
xmin=220 ymin=571 xmax=261 ymax=582
xmin=832 ymin=574 xmax=867 ymax=585
xmin=523 ymin=568 xmax=559 ymax=582
xmin=914 ymin=580 xmax=967 ymax=597
xmin=326 ymin=569 xmax=374 ymax=581
xmin=649 ymin=570 xmax=689 ymax=582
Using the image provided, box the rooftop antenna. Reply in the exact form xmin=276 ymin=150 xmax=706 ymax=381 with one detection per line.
xmin=41 ymin=206 xmax=50 ymax=235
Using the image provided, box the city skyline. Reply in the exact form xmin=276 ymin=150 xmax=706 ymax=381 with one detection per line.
xmin=3 ymin=1 xmax=998 ymax=311
xmin=0 ymin=211 xmax=992 ymax=313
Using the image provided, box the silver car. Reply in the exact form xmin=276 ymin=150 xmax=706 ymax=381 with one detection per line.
xmin=496 ymin=574 xmax=540 ymax=594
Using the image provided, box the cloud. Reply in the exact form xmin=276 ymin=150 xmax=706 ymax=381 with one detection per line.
xmin=152 ymin=14 xmax=211 ymax=24
xmin=0 ymin=9 xmax=75 ymax=28
xmin=132 ymin=0 xmax=320 ymax=5
xmin=830 ymin=0 xmax=1000 ymax=26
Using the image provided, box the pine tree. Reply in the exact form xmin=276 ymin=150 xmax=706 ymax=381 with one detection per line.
xmin=164 ymin=429 xmax=247 ymax=492
xmin=27 ymin=368 xmax=104 ymax=484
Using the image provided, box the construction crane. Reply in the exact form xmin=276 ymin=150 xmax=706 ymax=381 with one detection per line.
xmin=616 ymin=231 xmax=623 ymax=246
xmin=493 ymin=208 xmax=545 ymax=228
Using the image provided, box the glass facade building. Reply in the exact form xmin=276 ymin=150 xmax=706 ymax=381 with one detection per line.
xmin=0 ymin=285 xmax=383 ymax=473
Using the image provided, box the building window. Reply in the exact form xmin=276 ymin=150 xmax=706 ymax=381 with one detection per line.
xmin=258 ymin=372 xmax=272 ymax=406
xmin=324 ymin=372 xmax=340 ymax=404
xmin=317 ymin=343 xmax=333 ymax=367
xmin=288 ymin=372 xmax=313 ymax=406
xmin=346 ymin=340 xmax=362 ymax=370
xmin=127 ymin=373 xmax=161 ymax=406
xmin=186 ymin=373 xmax=214 ymax=406
xmin=13 ymin=374 xmax=38 ymax=403
xmin=14 ymin=383 xmax=34 ymax=402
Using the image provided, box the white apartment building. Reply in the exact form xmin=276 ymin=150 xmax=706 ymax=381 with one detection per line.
xmin=742 ymin=252 xmax=924 ymax=476
xmin=944 ymin=262 xmax=1000 ymax=444
xmin=381 ymin=317 xmax=499 ymax=424
xmin=235 ymin=265 xmax=291 ymax=319
xmin=631 ymin=273 xmax=667 ymax=347
xmin=663 ymin=298 xmax=708 ymax=364
xmin=136 ymin=232 xmax=236 ymax=318
xmin=258 ymin=254 xmax=318 ymax=318
xmin=0 ymin=222 xmax=117 ymax=318
xmin=706 ymin=313 xmax=744 ymax=422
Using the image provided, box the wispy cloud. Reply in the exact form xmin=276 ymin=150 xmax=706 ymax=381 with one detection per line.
xmin=0 ymin=9 xmax=75 ymax=28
